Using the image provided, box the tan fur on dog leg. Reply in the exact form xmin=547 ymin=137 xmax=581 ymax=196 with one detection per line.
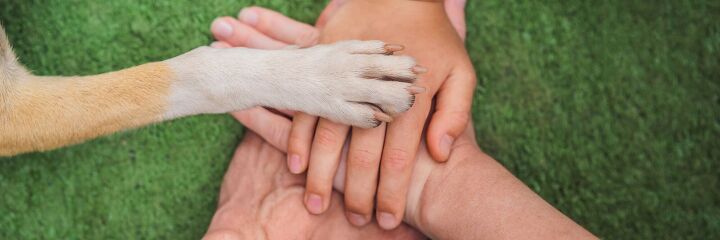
xmin=0 ymin=63 xmax=172 ymax=156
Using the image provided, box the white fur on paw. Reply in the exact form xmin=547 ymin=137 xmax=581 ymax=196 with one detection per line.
xmin=298 ymin=40 xmax=420 ymax=128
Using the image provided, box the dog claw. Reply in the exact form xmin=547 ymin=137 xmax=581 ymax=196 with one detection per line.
xmin=412 ymin=66 xmax=428 ymax=74
xmin=384 ymin=44 xmax=405 ymax=53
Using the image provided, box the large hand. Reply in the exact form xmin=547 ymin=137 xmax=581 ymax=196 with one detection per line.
xmin=205 ymin=117 xmax=594 ymax=239
xmin=210 ymin=0 xmax=474 ymax=230
xmin=203 ymin=132 xmax=422 ymax=240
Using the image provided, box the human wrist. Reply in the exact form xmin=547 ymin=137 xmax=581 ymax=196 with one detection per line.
xmin=404 ymin=125 xmax=483 ymax=235
xmin=413 ymin=146 xmax=486 ymax=238
xmin=414 ymin=149 xmax=597 ymax=239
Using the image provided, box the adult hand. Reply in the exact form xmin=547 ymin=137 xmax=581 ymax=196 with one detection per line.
xmin=206 ymin=124 xmax=595 ymax=239
xmin=210 ymin=0 xmax=475 ymax=230
xmin=203 ymin=132 xmax=423 ymax=239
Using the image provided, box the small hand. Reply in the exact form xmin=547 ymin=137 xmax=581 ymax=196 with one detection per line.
xmin=290 ymin=1 xmax=476 ymax=230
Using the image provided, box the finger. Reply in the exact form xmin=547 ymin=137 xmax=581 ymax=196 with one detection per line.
xmin=238 ymin=7 xmax=320 ymax=47
xmin=231 ymin=107 xmax=292 ymax=152
xmin=209 ymin=41 xmax=232 ymax=48
xmin=304 ymin=120 xmax=350 ymax=215
xmin=444 ymin=0 xmax=468 ymax=41
xmin=427 ymin=63 xmax=476 ymax=162
xmin=210 ymin=17 xmax=287 ymax=49
xmin=343 ymin=125 xmax=386 ymax=226
xmin=315 ymin=192 xmax=425 ymax=240
xmin=375 ymin=96 xmax=432 ymax=230
xmin=288 ymin=113 xmax=318 ymax=174
xmin=276 ymin=109 xmax=296 ymax=117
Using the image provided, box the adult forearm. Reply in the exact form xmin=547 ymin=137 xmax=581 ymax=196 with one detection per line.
xmin=417 ymin=149 xmax=596 ymax=239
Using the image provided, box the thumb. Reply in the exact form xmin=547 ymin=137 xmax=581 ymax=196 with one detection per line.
xmin=426 ymin=63 xmax=477 ymax=162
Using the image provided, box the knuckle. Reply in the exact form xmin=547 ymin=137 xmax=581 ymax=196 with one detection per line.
xmin=288 ymin=131 xmax=310 ymax=151
xmin=349 ymin=148 xmax=380 ymax=169
xmin=254 ymin=13 xmax=272 ymax=32
xmin=376 ymin=192 xmax=404 ymax=211
xmin=288 ymin=131 xmax=304 ymax=144
xmin=232 ymin=29 xmax=251 ymax=46
xmin=270 ymin=127 xmax=287 ymax=147
xmin=314 ymin=125 xmax=341 ymax=146
xmin=403 ymin=106 xmax=429 ymax=130
xmin=306 ymin=173 xmax=333 ymax=190
xmin=345 ymin=198 xmax=373 ymax=215
xmin=445 ymin=110 xmax=471 ymax=127
xmin=382 ymin=147 xmax=412 ymax=170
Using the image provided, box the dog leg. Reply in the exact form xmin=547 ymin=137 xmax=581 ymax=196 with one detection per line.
xmin=0 ymin=25 xmax=420 ymax=156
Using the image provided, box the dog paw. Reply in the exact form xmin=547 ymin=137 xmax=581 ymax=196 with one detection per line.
xmin=301 ymin=40 xmax=426 ymax=128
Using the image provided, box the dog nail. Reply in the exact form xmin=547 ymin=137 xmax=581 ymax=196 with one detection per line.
xmin=374 ymin=112 xmax=393 ymax=122
xmin=412 ymin=66 xmax=428 ymax=74
xmin=407 ymin=86 xmax=426 ymax=94
xmin=384 ymin=44 xmax=404 ymax=53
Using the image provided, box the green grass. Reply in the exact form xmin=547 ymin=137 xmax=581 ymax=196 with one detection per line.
xmin=0 ymin=0 xmax=718 ymax=238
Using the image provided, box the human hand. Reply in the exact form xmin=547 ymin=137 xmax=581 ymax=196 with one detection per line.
xmin=203 ymin=132 xmax=423 ymax=240
xmin=290 ymin=1 xmax=476 ymax=230
xmin=210 ymin=0 xmax=475 ymax=230
xmin=209 ymin=121 xmax=594 ymax=239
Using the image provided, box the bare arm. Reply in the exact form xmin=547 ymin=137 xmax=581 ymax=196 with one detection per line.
xmin=1 ymin=23 xmax=420 ymax=156
xmin=330 ymin=125 xmax=597 ymax=239
xmin=415 ymin=146 xmax=595 ymax=239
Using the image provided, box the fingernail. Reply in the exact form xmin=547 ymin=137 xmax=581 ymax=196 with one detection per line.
xmin=377 ymin=212 xmax=397 ymax=229
xmin=412 ymin=65 xmax=428 ymax=74
xmin=239 ymin=8 xmax=259 ymax=26
xmin=347 ymin=212 xmax=369 ymax=226
xmin=440 ymin=134 xmax=454 ymax=159
xmin=384 ymin=44 xmax=404 ymax=52
xmin=407 ymin=86 xmax=426 ymax=94
xmin=306 ymin=194 xmax=323 ymax=214
xmin=211 ymin=19 xmax=233 ymax=38
xmin=288 ymin=154 xmax=301 ymax=174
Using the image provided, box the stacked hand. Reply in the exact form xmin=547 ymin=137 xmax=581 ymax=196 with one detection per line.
xmin=203 ymin=132 xmax=423 ymax=239
xmin=211 ymin=0 xmax=476 ymax=230
xmin=206 ymin=2 xmax=596 ymax=239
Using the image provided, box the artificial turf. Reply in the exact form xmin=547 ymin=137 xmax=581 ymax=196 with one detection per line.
xmin=0 ymin=0 xmax=718 ymax=238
